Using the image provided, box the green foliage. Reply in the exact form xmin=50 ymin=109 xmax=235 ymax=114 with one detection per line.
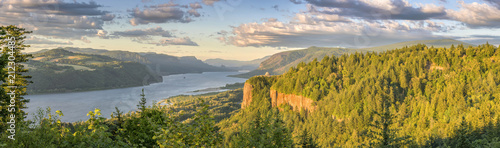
xmin=247 ymin=76 xmax=276 ymax=110
xmin=229 ymin=109 xmax=294 ymax=148
xmin=3 ymin=36 xmax=499 ymax=147
xmin=154 ymin=99 xmax=222 ymax=147
xmin=1 ymin=107 xmax=125 ymax=147
xmin=0 ymin=25 xmax=32 ymax=133
xmin=220 ymin=82 xmax=245 ymax=89
xmin=162 ymin=88 xmax=243 ymax=123
xmin=0 ymin=86 xmax=228 ymax=147
xmin=361 ymin=39 xmax=474 ymax=52
xmin=138 ymin=88 xmax=146 ymax=112
xmin=242 ymin=43 xmax=500 ymax=147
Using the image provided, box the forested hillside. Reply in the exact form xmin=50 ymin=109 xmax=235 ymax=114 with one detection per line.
xmin=232 ymin=46 xmax=356 ymax=78
xmin=57 ymin=47 xmax=233 ymax=75
xmin=225 ymin=43 xmax=500 ymax=147
xmin=235 ymin=39 xmax=473 ymax=78
xmin=361 ymin=39 xmax=474 ymax=52
xmin=4 ymin=43 xmax=500 ymax=147
xmin=26 ymin=49 xmax=162 ymax=94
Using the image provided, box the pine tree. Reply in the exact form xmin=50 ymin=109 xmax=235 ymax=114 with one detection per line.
xmin=113 ymin=107 xmax=123 ymax=127
xmin=297 ymin=128 xmax=316 ymax=148
xmin=448 ymin=117 xmax=472 ymax=148
xmin=0 ymin=25 xmax=32 ymax=131
xmin=368 ymin=96 xmax=412 ymax=147
xmin=138 ymin=88 xmax=146 ymax=112
xmin=399 ymin=69 xmax=409 ymax=89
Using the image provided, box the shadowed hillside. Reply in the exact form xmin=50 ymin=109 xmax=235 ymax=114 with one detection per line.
xmin=50 ymin=47 xmax=234 ymax=75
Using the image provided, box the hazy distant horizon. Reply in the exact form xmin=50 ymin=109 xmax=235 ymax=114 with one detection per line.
xmin=2 ymin=0 xmax=500 ymax=60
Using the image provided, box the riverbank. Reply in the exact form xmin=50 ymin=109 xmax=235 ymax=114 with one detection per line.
xmin=24 ymin=72 xmax=247 ymax=122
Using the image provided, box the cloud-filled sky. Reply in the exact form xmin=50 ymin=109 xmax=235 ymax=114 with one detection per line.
xmin=1 ymin=0 xmax=499 ymax=60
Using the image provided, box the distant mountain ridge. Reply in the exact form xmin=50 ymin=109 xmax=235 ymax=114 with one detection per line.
xmin=27 ymin=49 xmax=163 ymax=94
xmin=38 ymin=47 xmax=234 ymax=75
xmin=27 ymin=47 xmax=235 ymax=94
xmin=232 ymin=47 xmax=361 ymax=78
xmin=233 ymin=39 xmax=474 ymax=78
xmin=204 ymin=55 xmax=271 ymax=70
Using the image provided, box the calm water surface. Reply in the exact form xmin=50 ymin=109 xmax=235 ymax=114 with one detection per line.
xmin=23 ymin=72 xmax=246 ymax=122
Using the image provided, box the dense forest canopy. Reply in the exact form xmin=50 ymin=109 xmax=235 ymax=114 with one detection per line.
xmin=231 ymin=43 xmax=500 ymax=147
xmin=2 ymin=43 xmax=500 ymax=147
xmin=235 ymin=39 xmax=472 ymax=78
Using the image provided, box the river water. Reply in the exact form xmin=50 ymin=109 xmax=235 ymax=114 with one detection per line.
xmin=23 ymin=72 xmax=246 ymax=122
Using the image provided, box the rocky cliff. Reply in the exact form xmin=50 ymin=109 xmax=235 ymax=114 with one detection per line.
xmin=270 ymin=89 xmax=315 ymax=112
xmin=241 ymin=82 xmax=254 ymax=109
xmin=241 ymin=82 xmax=315 ymax=112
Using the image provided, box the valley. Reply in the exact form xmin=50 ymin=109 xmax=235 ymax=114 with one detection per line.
xmin=25 ymin=48 xmax=234 ymax=94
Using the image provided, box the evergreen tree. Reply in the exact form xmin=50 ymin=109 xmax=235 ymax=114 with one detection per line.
xmin=138 ymin=88 xmax=146 ymax=112
xmin=447 ymin=117 xmax=473 ymax=148
xmin=231 ymin=109 xmax=294 ymax=147
xmin=0 ymin=25 xmax=32 ymax=132
xmin=368 ymin=96 xmax=412 ymax=147
xmin=297 ymin=128 xmax=316 ymax=148
xmin=113 ymin=107 xmax=123 ymax=127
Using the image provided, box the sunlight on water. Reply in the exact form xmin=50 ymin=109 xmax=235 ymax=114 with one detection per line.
xmin=23 ymin=72 xmax=246 ymax=122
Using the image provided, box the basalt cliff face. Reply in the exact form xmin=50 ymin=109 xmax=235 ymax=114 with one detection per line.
xmin=241 ymin=82 xmax=315 ymax=112
xmin=241 ymin=82 xmax=254 ymax=109
xmin=270 ymin=89 xmax=315 ymax=112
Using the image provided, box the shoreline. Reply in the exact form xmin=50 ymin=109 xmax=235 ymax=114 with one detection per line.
xmin=26 ymin=71 xmax=239 ymax=95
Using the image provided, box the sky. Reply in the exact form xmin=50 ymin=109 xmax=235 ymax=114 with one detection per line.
xmin=1 ymin=0 xmax=500 ymax=61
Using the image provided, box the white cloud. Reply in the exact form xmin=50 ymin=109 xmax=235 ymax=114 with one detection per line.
xmin=111 ymin=27 xmax=173 ymax=38
xmin=25 ymin=36 xmax=73 ymax=45
xmin=129 ymin=7 xmax=186 ymax=26
xmin=421 ymin=3 xmax=445 ymax=14
xmin=154 ymin=37 xmax=198 ymax=46
xmin=0 ymin=0 xmax=113 ymax=43
xmin=446 ymin=1 xmax=500 ymax=28
xmin=80 ymin=37 xmax=91 ymax=43
xmin=202 ymin=0 xmax=222 ymax=6
xmin=129 ymin=2 xmax=202 ymax=26
xmin=190 ymin=2 xmax=203 ymax=9
xmin=303 ymin=0 xmax=446 ymax=20
xmin=220 ymin=17 xmax=443 ymax=48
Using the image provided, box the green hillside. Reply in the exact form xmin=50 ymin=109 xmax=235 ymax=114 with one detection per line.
xmin=26 ymin=49 xmax=163 ymax=94
xmin=224 ymin=43 xmax=500 ymax=147
xmin=232 ymin=47 xmax=359 ymax=78
xmin=362 ymin=39 xmax=475 ymax=52
xmin=6 ymin=43 xmax=500 ymax=147
xmin=234 ymin=39 xmax=474 ymax=78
